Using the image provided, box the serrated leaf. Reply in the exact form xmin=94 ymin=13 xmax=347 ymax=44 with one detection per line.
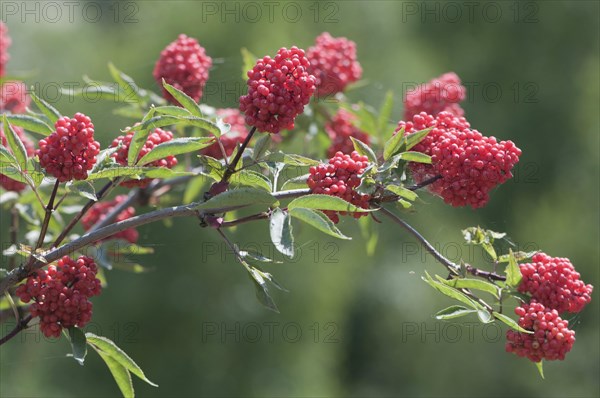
xmin=5 ymin=114 xmax=53 ymax=136
xmin=498 ymin=250 xmax=539 ymax=263
xmin=350 ymin=137 xmax=378 ymax=165
xmin=404 ymin=127 xmax=432 ymax=150
xmin=505 ymin=249 xmax=522 ymax=288
xmin=93 ymin=348 xmax=134 ymax=398
xmin=289 ymin=207 xmax=351 ymax=240
xmin=230 ymin=169 xmax=272 ymax=192
xmin=67 ymin=180 xmax=97 ymax=201
xmin=195 ymin=187 xmax=277 ymax=211
xmin=137 ymin=137 xmax=214 ymax=166
xmin=153 ymin=105 xmax=192 ymax=117
xmin=386 ymin=184 xmax=418 ymax=201
xmin=269 ymin=208 xmax=294 ymax=258
xmin=108 ymin=63 xmax=142 ymax=104
xmin=67 ymin=327 xmax=87 ymax=366
xmin=130 ymin=115 xmax=220 ymax=137
xmin=288 ymin=194 xmax=374 ymax=213
xmin=440 ymin=277 xmax=500 ymax=299
xmin=422 ymin=271 xmax=481 ymax=310
xmin=127 ymin=126 xmax=152 ymax=166
xmin=493 ymin=311 xmax=533 ymax=334
xmin=0 ymin=144 xmax=18 ymax=166
xmin=2 ymin=116 xmax=28 ymax=169
xmin=198 ymin=155 xmax=225 ymax=181
xmin=162 ymin=79 xmax=202 ymax=117
xmin=281 ymin=174 xmax=309 ymax=190
xmin=30 ymin=91 xmax=61 ymax=125
xmin=86 ymin=333 xmax=158 ymax=387
xmin=435 ymin=305 xmax=477 ymax=320
xmin=383 ymin=126 xmax=404 ymax=161
xmin=399 ymin=151 xmax=431 ymax=164
xmin=252 ymin=134 xmax=271 ymax=160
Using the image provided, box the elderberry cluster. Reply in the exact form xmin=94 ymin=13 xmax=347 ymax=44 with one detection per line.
xmin=153 ymin=34 xmax=212 ymax=105
xmin=111 ymin=128 xmax=178 ymax=188
xmin=307 ymin=32 xmax=362 ymax=97
xmin=403 ymin=72 xmax=466 ymax=120
xmin=0 ymin=21 xmax=9 ymax=78
xmin=37 ymin=113 xmax=100 ymax=182
xmin=0 ymin=81 xmax=30 ymax=114
xmin=16 ymin=256 xmax=102 ymax=338
xmin=307 ymin=151 xmax=371 ymax=223
xmin=201 ymin=108 xmax=249 ymax=159
xmin=325 ymin=109 xmax=371 ymax=158
xmin=239 ymin=46 xmax=316 ymax=134
xmin=396 ymin=111 xmax=521 ymax=208
xmin=82 ymin=195 xmax=139 ymax=244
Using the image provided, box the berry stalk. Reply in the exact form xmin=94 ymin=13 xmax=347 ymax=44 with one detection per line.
xmin=219 ymin=125 xmax=257 ymax=184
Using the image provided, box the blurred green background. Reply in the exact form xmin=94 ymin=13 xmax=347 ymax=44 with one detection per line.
xmin=1 ymin=1 xmax=599 ymax=397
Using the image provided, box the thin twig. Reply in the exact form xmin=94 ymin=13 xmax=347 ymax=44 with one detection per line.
xmin=220 ymin=126 xmax=257 ymax=183
xmin=0 ymin=314 xmax=32 ymax=345
xmin=221 ymin=211 xmax=270 ymax=228
xmin=33 ymin=180 xmax=60 ymax=251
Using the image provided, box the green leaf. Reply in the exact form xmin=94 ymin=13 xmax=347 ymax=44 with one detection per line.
xmin=88 ymin=166 xmax=146 ymax=180
xmin=498 ymin=250 xmax=538 ymax=263
xmin=440 ymin=277 xmax=500 ymax=299
xmin=535 ymin=361 xmax=545 ymax=379
xmin=108 ymin=63 xmax=142 ymax=103
xmin=162 ymin=79 xmax=203 ymax=117
xmin=130 ymin=115 xmax=220 ymax=137
xmin=247 ymin=266 xmax=279 ymax=313
xmin=265 ymin=152 xmax=320 ymax=166
xmin=195 ymin=187 xmax=278 ymax=211
xmin=230 ymin=170 xmax=272 ymax=192
xmin=252 ymin=134 xmax=271 ymax=160
xmin=350 ymin=137 xmax=378 ymax=165
xmin=383 ymin=126 xmax=404 ymax=161
xmin=86 ymin=333 xmax=158 ymax=387
xmin=198 ymin=155 xmax=225 ymax=181
xmin=399 ymin=151 xmax=431 ymax=164
xmin=152 ymin=105 xmax=192 ymax=117
xmin=386 ymin=184 xmax=418 ymax=201
xmin=377 ymin=90 xmax=394 ymax=134
xmin=137 ymin=137 xmax=214 ymax=166
xmin=493 ymin=311 xmax=533 ymax=334
xmin=30 ymin=91 xmax=61 ymax=125
xmin=2 ymin=116 xmax=28 ymax=168
xmin=0 ymin=144 xmax=18 ymax=166
xmin=289 ymin=207 xmax=351 ymax=240
xmin=281 ymin=174 xmax=309 ymax=190
xmin=288 ymin=194 xmax=374 ymax=213
xmin=241 ymin=48 xmax=257 ymax=80
xmin=5 ymin=114 xmax=53 ymax=136
xmin=434 ymin=305 xmax=477 ymax=320
xmin=94 ymin=348 xmax=134 ymax=398
xmin=477 ymin=309 xmax=494 ymax=323
xmin=67 ymin=327 xmax=87 ymax=366
xmin=67 ymin=180 xmax=97 ymax=201
xmin=505 ymin=249 xmax=522 ymax=288
xmin=403 ymin=127 xmax=432 ymax=150
xmin=269 ymin=208 xmax=294 ymax=258
xmin=422 ymin=271 xmax=481 ymax=310
xmin=61 ymin=85 xmax=122 ymax=103
xmin=127 ymin=128 xmax=152 ymax=166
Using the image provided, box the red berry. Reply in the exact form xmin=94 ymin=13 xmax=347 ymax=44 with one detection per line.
xmin=505 ymin=301 xmax=576 ymax=362
xmin=81 ymin=195 xmax=139 ymax=243
xmin=0 ymin=22 xmax=10 ymax=78
xmin=15 ymin=256 xmax=102 ymax=338
xmin=36 ymin=113 xmax=100 ymax=182
xmin=307 ymin=32 xmax=362 ymax=97
xmin=404 ymin=72 xmax=466 ymax=120
xmin=0 ymin=81 xmax=30 ymax=114
xmin=0 ymin=123 xmax=34 ymax=192
xmin=395 ymin=111 xmax=521 ymax=208
xmin=153 ymin=34 xmax=212 ymax=105
xmin=307 ymin=151 xmax=371 ymax=223
xmin=239 ymin=46 xmax=316 ymax=134
xmin=519 ymin=252 xmax=593 ymax=313
xmin=325 ymin=109 xmax=371 ymax=158
xmin=111 ymin=128 xmax=178 ymax=188
xmin=201 ymin=108 xmax=249 ymax=159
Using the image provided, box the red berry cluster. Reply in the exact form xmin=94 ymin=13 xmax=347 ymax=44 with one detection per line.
xmin=37 ymin=113 xmax=100 ymax=182
xmin=16 ymin=256 xmax=102 ymax=338
xmin=111 ymin=128 xmax=178 ymax=188
xmin=239 ymin=46 xmax=316 ymax=134
xmin=306 ymin=32 xmax=362 ymax=97
xmin=395 ymin=111 xmax=521 ymax=208
xmin=82 ymin=195 xmax=139 ymax=243
xmin=153 ymin=34 xmax=212 ymax=105
xmin=505 ymin=301 xmax=576 ymax=362
xmin=0 ymin=80 xmax=31 ymax=114
xmin=307 ymin=151 xmax=371 ymax=223
xmin=325 ymin=109 xmax=371 ymax=158
xmin=0 ymin=124 xmax=34 ymax=192
xmin=519 ymin=252 xmax=593 ymax=314
xmin=403 ymin=72 xmax=466 ymax=120
xmin=0 ymin=21 xmax=10 ymax=77
xmin=201 ymin=108 xmax=249 ymax=159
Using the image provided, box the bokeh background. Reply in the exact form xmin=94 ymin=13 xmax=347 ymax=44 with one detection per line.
xmin=1 ymin=1 xmax=599 ymax=397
